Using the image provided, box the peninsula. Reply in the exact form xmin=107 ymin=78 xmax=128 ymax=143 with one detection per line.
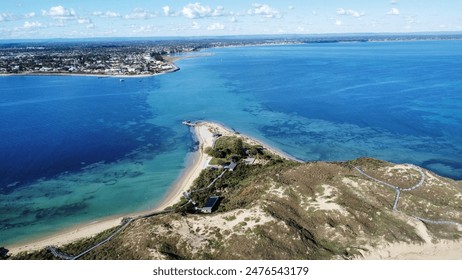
xmin=4 ymin=121 xmax=462 ymax=260
xmin=4 ymin=121 xmax=295 ymax=256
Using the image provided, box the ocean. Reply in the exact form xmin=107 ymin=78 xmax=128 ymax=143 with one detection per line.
xmin=1 ymin=40 xmax=461 ymax=246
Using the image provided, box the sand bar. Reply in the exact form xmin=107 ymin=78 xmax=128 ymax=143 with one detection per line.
xmin=7 ymin=121 xmax=295 ymax=255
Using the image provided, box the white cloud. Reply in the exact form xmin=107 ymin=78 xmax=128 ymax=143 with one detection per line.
xmin=163 ymin=6 xmax=171 ymax=16
xmin=182 ymin=3 xmax=224 ymax=19
xmin=77 ymin=18 xmax=92 ymax=25
xmin=248 ymin=4 xmax=281 ymax=18
xmin=23 ymin=21 xmax=44 ymax=29
xmin=405 ymin=15 xmax=420 ymax=27
xmin=0 ymin=13 xmax=14 ymax=22
xmin=93 ymin=11 xmax=120 ymax=18
xmin=390 ymin=0 xmax=398 ymax=4
xmin=24 ymin=12 xmax=36 ymax=19
xmin=192 ymin=21 xmax=201 ymax=29
xmin=337 ymin=8 xmax=364 ymax=18
xmin=42 ymin=6 xmax=77 ymax=20
xmin=49 ymin=21 xmax=66 ymax=28
xmin=288 ymin=6 xmax=294 ymax=10
xmin=336 ymin=19 xmax=342 ymax=26
xmin=106 ymin=11 xmax=120 ymax=18
xmin=207 ymin=22 xmax=225 ymax=30
xmin=132 ymin=24 xmax=156 ymax=33
xmin=124 ymin=8 xmax=156 ymax=19
xmin=387 ymin=8 xmax=400 ymax=15
xmin=230 ymin=16 xmax=237 ymax=23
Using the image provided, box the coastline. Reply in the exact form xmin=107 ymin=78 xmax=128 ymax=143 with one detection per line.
xmin=0 ymin=52 xmax=223 ymax=79
xmin=197 ymin=120 xmax=304 ymax=163
xmin=0 ymin=57 xmax=180 ymax=79
xmin=7 ymin=122 xmax=461 ymax=260
xmin=0 ymin=66 xmax=179 ymax=79
xmin=7 ymin=121 xmax=296 ymax=255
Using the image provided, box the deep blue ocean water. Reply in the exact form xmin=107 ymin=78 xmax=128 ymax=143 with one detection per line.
xmin=1 ymin=40 xmax=461 ymax=246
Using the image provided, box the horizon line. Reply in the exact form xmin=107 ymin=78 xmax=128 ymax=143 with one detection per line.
xmin=1 ymin=30 xmax=462 ymax=42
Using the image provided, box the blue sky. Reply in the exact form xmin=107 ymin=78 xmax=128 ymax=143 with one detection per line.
xmin=1 ymin=0 xmax=461 ymax=39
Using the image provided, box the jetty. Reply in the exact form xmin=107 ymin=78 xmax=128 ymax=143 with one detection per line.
xmin=182 ymin=120 xmax=196 ymax=127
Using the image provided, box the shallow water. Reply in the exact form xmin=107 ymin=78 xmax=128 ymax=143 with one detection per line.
xmin=1 ymin=40 xmax=461 ymax=246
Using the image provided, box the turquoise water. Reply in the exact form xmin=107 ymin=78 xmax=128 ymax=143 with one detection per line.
xmin=1 ymin=40 xmax=462 ymax=246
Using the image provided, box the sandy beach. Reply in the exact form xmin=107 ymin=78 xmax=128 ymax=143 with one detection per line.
xmin=360 ymin=240 xmax=462 ymax=260
xmin=197 ymin=121 xmax=303 ymax=163
xmin=7 ymin=121 xmax=293 ymax=255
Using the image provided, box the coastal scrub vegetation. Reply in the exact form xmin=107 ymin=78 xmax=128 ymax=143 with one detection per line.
xmin=9 ymin=156 xmax=462 ymax=260
xmin=204 ymin=136 xmax=268 ymax=164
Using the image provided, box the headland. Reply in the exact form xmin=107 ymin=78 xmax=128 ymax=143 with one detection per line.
xmin=6 ymin=121 xmax=294 ymax=255
xmin=6 ymin=121 xmax=462 ymax=260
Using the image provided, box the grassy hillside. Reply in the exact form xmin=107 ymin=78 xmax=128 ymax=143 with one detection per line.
xmin=10 ymin=156 xmax=462 ymax=260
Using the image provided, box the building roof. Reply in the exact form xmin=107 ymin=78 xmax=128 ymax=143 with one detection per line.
xmin=244 ymin=157 xmax=256 ymax=165
xmin=203 ymin=196 xmax=220 ymax=209
xmin=224 ymin=161 xmax=238 ymax=171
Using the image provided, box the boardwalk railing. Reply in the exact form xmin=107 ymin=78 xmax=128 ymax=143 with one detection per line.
xmin=354 ymin=164 xmax=462 ymax=231
xmin=413 ymin=217 xmax=462 ymax=228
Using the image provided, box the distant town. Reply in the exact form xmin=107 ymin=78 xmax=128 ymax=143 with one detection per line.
xmin=1 ymin=33 xmax=461 ymax=76
xmin=0 ymin=43 xmax=191 ymax=76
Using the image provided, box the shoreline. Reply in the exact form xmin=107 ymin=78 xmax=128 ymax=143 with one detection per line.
xmin=0 ymin=66 xmax=179 ymax=79
xmin=200 ymin=120 xmax=304 ymax=163
xmin=6 ymin=122 xmax=461 ymax=260
xmin=7 ymin=121 xmax=295 ymax=255
xmin=0 ymin=56 xmax=180 ymax=79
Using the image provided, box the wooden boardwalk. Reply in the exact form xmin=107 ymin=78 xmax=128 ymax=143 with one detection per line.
xmin=48 ymin=209 xmax=176 ymax=260
xmin=354 ymin=164 xmax=462 ymax=230
xmin=47 ymin=169 xmax=228 ymax=260
xmin=354 ymin=165 xmax=426 ymax=211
